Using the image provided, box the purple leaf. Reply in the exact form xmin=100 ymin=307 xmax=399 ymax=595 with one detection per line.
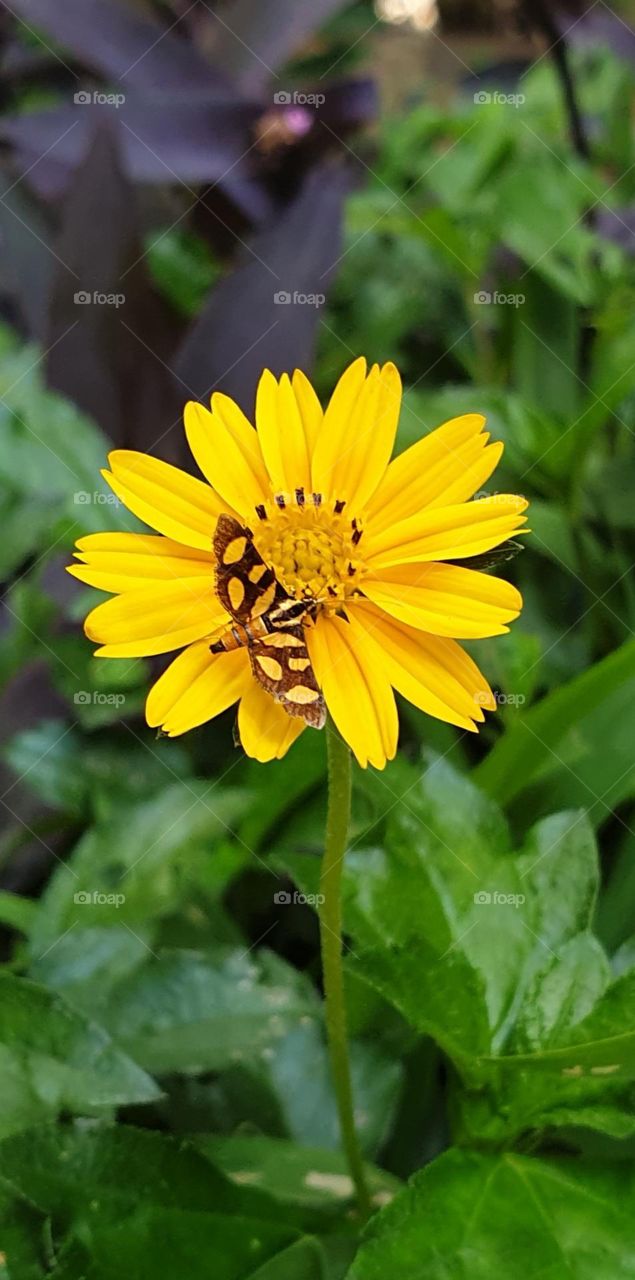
xmin=45 ymin=119 xmax=184 ymax=457
xmin=0 ymin=161 xmax=55 ymax=340
xmin=0 ymin=98 xmax=273 ymax=220
xmin=6 ymin=0 xmax=225 ymax=93
xmin=556 ymin=5 xmax=635 ymax=62
xmin=596 ymin=206 xmax=635 ymax=253
xmin=202 ymin=0 xmax=351 ymax=94
xmin=175 ymin=158 xmax=356 ymax=414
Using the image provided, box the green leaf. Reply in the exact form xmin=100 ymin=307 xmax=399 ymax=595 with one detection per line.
xmin=144 ymin=228 xmax=219 ymax=317
xmin=29 ymin=782 xmax=246 ymax=956
xmin=0 ymin=1181 xmax=48 ymax=1280
xmin=2 ymin=718 xmax=194 ymax=823
xmin=512 ymin=272 xmax=580 ymax=423
xmin=489 ymin=969 xmax=635 ymax=1078
xmin=0 ymin=1124 xmax=307 ymax=1280
xmin=495 ymin=151 xmax=598 ymax=304
xmin=474 ymin=637 xmax=635 ymax=815
xmin=265 ymin=1019 xmax=401 ymax=1157
xmin=0 ymin=891 xmax=37 ymax=936
xmin=101 ymin=947 xmax=319 ymax=1076
xmin=0 ymin=324 xmax=136 ymax=576
xmin=0 ymin=973 xmax=159 ymax=1136
xmin=198 ymin=1134 xmax=400 ymax=1213
xmin=347 ymin=1150 xmax=635 ymax=1279
xmin=281 ymin=753 xmax=635 ymax=1142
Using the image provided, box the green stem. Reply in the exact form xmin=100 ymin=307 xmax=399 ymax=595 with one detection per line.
xmin=319 ymin=719 xmax=372 ymax=1221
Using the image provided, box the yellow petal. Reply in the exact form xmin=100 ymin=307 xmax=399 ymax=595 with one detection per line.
xmin=348 ymin=601 xmax=496 ymax=730
xmin=425 ymin=441 xmax=504 ymax=510
xmin=184 ymin=394 xmax=269 ymax=519
xmin=85 ymin=580 xmax=228 ymax=657
xmin=256 ymin=369 xmax=313 ymax=495
xmin=366 ymin=495 xmax=529 ymax=569
xmin=307 ymin=612 xmax=397 ymax=769
xmin=104 ymin=451 xmax=225 ymax=552
xmin=237 ymin=680 xmax=305 ymax=762
xmin=292 ymin=368 xmax=323 ymax=455
xmin=363 ymin=562 xmax=522 ymax=638
xmin=146 ymin=641 xmax=250 ymax=736
xmin=368 ymin=414 xmax=489 ymax=535
xmin=311 ymin=358 xmax=402 ymax=510
xmin=69 ymin=532 xmax=215 ymax=593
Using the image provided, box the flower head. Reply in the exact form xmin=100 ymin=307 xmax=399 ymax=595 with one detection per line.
xmin=68 ymin=358 xmax=527 ymax=767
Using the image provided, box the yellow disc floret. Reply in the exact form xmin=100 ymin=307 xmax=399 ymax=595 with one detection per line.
xmin=254 ymin=492 xmax=364 ymax=604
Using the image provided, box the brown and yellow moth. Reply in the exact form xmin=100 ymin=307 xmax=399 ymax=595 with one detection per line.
xmin=210 ymin=514 xmax=326 ymax=729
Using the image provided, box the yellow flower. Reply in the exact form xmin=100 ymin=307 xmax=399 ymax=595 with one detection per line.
xmin=68 ymin=358 xmax=527 ymax=768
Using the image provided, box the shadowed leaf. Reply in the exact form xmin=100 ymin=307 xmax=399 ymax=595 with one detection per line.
xmin=45 ymin=119 xmax=182 ymax=455
xmin=175 ymin=158 xmax=356 ymax=412
xmin=7 ymin=0 xmax=224 ymax=92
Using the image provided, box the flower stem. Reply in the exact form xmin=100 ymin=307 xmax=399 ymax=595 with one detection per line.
xmin=319 ymin=718 xmax=372 ymax=1222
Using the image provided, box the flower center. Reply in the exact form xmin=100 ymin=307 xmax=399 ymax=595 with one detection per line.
xmin=253 ymin=491 xmax=363 ymax=604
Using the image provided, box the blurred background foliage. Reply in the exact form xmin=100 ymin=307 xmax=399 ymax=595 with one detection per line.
xmin=1 ymin=1 xmax=635 ymax=1276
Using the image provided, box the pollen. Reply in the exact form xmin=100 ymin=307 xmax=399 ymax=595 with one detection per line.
xmin=254 ymin=495 xmax=363 ymax=603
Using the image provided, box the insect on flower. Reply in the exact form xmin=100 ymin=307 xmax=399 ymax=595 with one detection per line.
xmin=210 ymin=513 xmax=326 ymax=728
xmin=68 ymin=358 xmax=528 ymax=767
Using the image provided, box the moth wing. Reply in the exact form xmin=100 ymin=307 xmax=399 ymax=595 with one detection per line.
xmin=249 ymin=627 xmax=326 ymax=729
xmin=213 ymin=514 xmax=281 ymax=624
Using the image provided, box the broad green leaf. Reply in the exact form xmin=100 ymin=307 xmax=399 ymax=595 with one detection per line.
xmin=0 ymin=1182 xmax=47 ymax=1280
xmin=512 ymin=272 xmax=580 ymax=423
xmin=265 ymin=1019 xmax=401 ymax=1156
xmin=0 ymin=891 xmax=37 ymax=936
xmin=29 ymin=782 xmax=247 ymax=956
xmin=347 ymin=1150 xmax=635 ymax=1279
xmin=199 ymin=1134 xmax=400 ymax=1213
xmin=2 ymin=719 xmax=183 ymax=818
xmin=0 ymin=324 xmax=136 ymax=576
xmin=0 ymin=973 xmax=159 ymax=1136
xmin=101 ymin=947 xmax=319 ymax=1075
xmin=486 ymin=969 xmax=635 ymax=1079
xmin=0 ymin=1125 xmax=306 ymax=1280
xmin=475 ymin=638 xmax=635 ymax=814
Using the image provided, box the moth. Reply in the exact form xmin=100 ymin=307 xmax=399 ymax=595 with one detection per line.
xmin=210 ymin=514 xmax=326 ymax=730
